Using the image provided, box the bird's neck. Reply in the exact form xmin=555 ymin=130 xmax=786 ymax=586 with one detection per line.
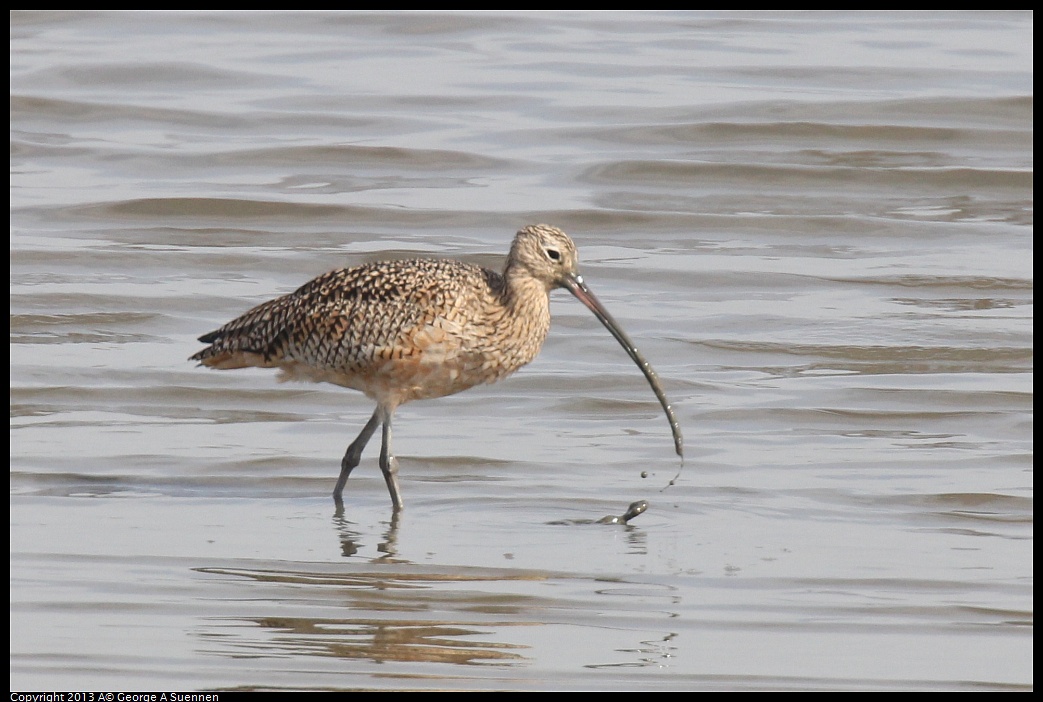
xmin=502 ymin=265 xmax=552 ymax=331
xmin=503 ymin=261 xmax=549 ymax=297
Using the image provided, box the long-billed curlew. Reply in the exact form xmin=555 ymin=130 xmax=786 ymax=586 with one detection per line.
xmin=190 ymin=224 xmax=683 ymax=510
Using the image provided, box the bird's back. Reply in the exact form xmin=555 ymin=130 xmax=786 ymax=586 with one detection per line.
xmin=191 ymin=256 xmax=551 ymax=407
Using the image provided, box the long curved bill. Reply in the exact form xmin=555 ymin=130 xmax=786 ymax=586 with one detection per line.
xmin=561 ymin=273 xmax=684 ymax=462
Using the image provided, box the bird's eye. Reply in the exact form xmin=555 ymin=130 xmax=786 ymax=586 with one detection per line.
xmin=545 ymin=247 xmax=561 ymax=261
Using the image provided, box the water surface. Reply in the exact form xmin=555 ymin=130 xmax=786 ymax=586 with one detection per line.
xmin=10 ymin=10 xmax=1033 ymax=691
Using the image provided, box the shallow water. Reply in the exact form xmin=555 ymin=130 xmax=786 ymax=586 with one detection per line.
xmin=10 ymin=10 xmax=1033 ymax=691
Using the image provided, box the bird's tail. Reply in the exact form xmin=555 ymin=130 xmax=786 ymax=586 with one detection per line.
xmin=189 ymin=295 xmax=296 ymax=369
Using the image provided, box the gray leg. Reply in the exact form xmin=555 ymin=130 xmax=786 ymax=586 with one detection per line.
xmin=334 ymin=407 xmax=382 ymax=501
xmin=378 ymin=411 xmax=404 ymax=512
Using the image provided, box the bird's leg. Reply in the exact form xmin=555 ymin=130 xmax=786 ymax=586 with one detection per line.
xmin=378 ymin=409 xmax=404 ymax=512
xmin=334 ymin=407 xmax=382 ymax=502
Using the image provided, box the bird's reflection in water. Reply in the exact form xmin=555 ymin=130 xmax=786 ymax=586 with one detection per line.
xmin=333 ymin=503 xmax=402 ymax=560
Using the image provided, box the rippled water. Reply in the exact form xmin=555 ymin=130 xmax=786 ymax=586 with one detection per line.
xmin=10 ymin=11 xmax=1033 ymax=691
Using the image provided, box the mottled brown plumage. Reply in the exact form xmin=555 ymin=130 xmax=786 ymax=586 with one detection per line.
xmin=191 ymin=224 xmax=682 ymax=510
